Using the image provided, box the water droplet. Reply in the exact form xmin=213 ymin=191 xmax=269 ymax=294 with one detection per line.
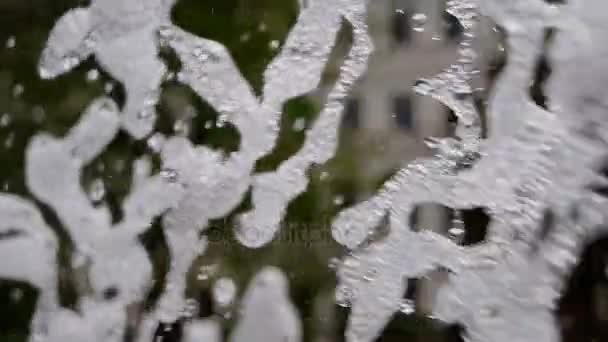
xmin=204 ymin=121 xmax=213 ymax=129
xmin=147 ymin=133 xmax=166 ymax=153
xmin=4 ymin=133 xmax=14 ymax=148
xmin=173 ymin=120 xmax=190 ymax=135
xmin=269 ymin=40 xmax=280 ymax=50
xmin=10 ymin=288 xmax=23 ymax=302
xmin=86 ymin=69 xmax=100 ymax=82
xmin=6 ymin=36 xmax=15 ymax=49
xmin=88 ymin=178 xmax=106 ymax=203
xmin=328 ymin=257 xmax=340 ymax=270
xmin=104 ymin=83 xmax=115 ymax=94
xmin=399 ymin=299 xmax=415 ymax=315
xmin=160 ymin=168 xmax=179 ymax=183
xmin=395 ymin=9 xmax=405 ymax=15
xmin=320 ymin=171 xmax=330 ymax=180
xmin=411 ymin=13 xmax=428 ymax=32
xmin=336 ymin=285 xmax=354 ymax=307
xmin=292 ymin=118 xmax=306 ymax=132
xmin=12 ymin=83 xmax=24 ymax=98
xmin=240 ymin=33 xmax=251 ymax=42
xmin=0 ymin=113 xmax=11 ymax=127
xmin=334 ymin=195 xmax=345 ymax=206
xmin=213 ymin=277 xmax=237 ymax=307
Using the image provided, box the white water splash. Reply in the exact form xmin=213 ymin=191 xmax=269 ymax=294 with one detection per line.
xmin=1 ymin=0 xmax=607 ymax=342
xmin=332 ymin=1 xmax=608 ymax=342
xmin=230 ymin=267 xmax=301 ymax=342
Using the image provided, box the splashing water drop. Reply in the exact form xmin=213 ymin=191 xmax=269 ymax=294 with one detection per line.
xmin=10 ymin=288 xmax=23 ymax=302
xmin=86 ymin=69 xmax=100 ymax=82
xmin=328 ymin=257 xmax=340 ymax=270
xmin=269 ymin=40 xmax=280 ymax=50
xmin=334 ymin=195 xmax=345 ymax=206
xmin=12 ymin=84 xmax=24 ymax=98
xmin=88 ymin=178 xmax=106 ymax=203
xmin=399 ymin=299 xmax=415 ymax=315
xmin=0 ymin=113 xmax=11 ymax=127
xmin=292 ymin=118 xmax=306 ymax=132
xmin=4 ymin=133 xmax=14 ymax=149
xmin=5 ymin=36 xmax=15 ymax=49
xmin=147 ymin=133 xmax=166 ymax=153
xmin=213 ymin=277 xmax=237 ymax=307
xmin=104 ymin=83 xmax=114 ymax=94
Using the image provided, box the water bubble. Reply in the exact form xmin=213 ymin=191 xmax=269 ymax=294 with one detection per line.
xmin=88 ymin=178 xmax=106 ymax=203
xmin=395 ymin=8 xmax=405 ymax=15
xmin=5 ymin=36 xmax=16 ymax=49
xmin=160 ymin=168 xmax=179 ymax=183
xmin=411 ymin=13 xmax=428 ymax=32
xmin=213 ymin=277 xmax=237 ymax=307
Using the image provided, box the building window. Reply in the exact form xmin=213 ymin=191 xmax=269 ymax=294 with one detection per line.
xmin=392 ymin=5 xmax=411 ymax=45
xmin=393 ymin=94 xmax=413 ymax=130
xmin=443 ymin=12 xmax=463 ymax=40
xmin=343 ymin=97 xmax=360 ymax=129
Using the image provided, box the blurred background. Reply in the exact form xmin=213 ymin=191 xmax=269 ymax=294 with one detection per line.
xmin=0 ymin=0 xmax=607 ymax=341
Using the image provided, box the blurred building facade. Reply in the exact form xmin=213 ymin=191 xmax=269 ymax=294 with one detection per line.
xmin=336 ymin=0 xmax=497 ymax=318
